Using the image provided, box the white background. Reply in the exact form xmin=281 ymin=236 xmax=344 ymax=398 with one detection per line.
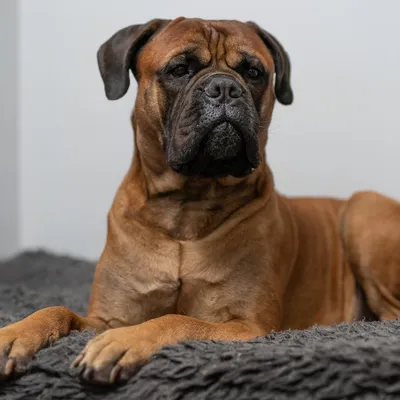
xmin=1 ymin=0 xmax=400 ymax=260
xmin=0 ymin=1 xmax=18 ymax=258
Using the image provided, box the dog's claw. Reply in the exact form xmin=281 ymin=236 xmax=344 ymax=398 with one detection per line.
xmin=81 ymin=366 xmax=93 ymax=381
xmin=110 ymin=364 xmax=121 ymax=384
xmin=70 ymin=353 xmax=84 ymax=369
xmin=5 ymin=358 xmax=15 ymax=376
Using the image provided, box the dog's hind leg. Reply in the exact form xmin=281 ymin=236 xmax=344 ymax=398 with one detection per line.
xmin=341 ymin=191 xmax=400 ymax=320
xmin=0 ymin=306 xmax=107 ymax=379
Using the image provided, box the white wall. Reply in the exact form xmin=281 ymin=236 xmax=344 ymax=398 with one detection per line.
xmin=0 ymin=0 xmax=18 ymax=258
xmin=17 ymin=0 xmax=400 ymax=259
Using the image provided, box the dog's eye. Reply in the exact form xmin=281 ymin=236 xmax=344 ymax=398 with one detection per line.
xmin=171 ymin=65 xmax=189 ymax=78
xmin=247 ymin=67 xmax=262 ymax=79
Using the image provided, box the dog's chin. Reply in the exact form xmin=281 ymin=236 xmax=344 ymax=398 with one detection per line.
xmin=177 ymin=155 xmax=254 ymax=178
xmin=170 ymin=122 xmax=258 ymax=178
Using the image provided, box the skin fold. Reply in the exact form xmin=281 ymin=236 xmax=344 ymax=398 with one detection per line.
xmin=0 ymin=17 xmax=399 ymax=385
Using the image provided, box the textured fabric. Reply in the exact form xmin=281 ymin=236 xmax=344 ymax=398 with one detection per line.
xmin=1 ymin=251 xmax=400 ymax=399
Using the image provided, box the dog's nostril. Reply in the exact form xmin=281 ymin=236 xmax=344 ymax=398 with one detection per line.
xmin=229 ymin=85 xmax=242 ymax=99
xmin=205 ymin=84 xmax=221 ymax=98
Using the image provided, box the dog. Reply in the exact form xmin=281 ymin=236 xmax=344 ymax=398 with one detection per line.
xmin=1 ymin=17 xmax=400 ymax=385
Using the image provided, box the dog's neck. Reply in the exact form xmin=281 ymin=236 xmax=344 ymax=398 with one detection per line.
xmin=118 ymin=124 xmax=274 ymax=240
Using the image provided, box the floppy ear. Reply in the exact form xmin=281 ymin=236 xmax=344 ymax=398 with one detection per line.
xmin=97 ymin=19 xmax=169 ymax=100
xmin=247 ymin=22 xmax=293 ymax=105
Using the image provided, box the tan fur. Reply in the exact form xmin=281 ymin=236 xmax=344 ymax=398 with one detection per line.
xmin=1 ymin=18 xmax=399 ymax=385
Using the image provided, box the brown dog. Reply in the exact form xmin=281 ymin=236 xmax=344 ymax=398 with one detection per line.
xmin=1 ymin=17 xmax=400 ymax=385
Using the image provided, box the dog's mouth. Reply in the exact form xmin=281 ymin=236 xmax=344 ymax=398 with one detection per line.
xmin=204 ymin=121 xmax=243 ymax=160
xmin=170 ymin=120 xmax=258 ymax=178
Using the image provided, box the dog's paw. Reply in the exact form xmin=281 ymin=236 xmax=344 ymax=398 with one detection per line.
xmin=71 ymin=326 xmax=158 ymax=385
xmin=0 ymin=327 xmax=36 ymax=380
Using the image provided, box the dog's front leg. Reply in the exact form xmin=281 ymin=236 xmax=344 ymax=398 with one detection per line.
xmin=0 ymin=306 xmax=107 ymax=379
xmin=72 ymin=314 xmax=267 ymax=385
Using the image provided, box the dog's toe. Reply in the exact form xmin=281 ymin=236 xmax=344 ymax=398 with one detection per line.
xmin=73 ymin=336 xmax=147 ymax=384
xmin=0 ymin=334 xmax=34 ymax=379
xmin=73 ymin=337 xmax=130 ymax=384
xmin=72 ymin=327 xmax=159 ymax=385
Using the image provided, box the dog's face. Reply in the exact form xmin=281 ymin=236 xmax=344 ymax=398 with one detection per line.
xmin=98 ymin=18 xmax=293 ymax=178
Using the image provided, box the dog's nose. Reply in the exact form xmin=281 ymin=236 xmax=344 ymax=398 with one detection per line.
xmin=204 ymin=75 xmax=243 ymax=102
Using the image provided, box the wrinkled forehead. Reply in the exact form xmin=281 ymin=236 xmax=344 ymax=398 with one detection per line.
xmin=138 ymin=18 xmax=275 ymax=74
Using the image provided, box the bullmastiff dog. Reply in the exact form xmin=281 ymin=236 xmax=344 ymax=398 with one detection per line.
xmin=1 ymin=17 xmax=400 ymax=385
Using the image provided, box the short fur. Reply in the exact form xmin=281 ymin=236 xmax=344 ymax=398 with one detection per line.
xmin=1 ymin=17 xmax=400 ymax=385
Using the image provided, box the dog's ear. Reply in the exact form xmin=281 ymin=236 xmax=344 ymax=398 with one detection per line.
xmin=247 ymin=22 xmax=293 ymax=105
xmin=97 ymin=19 xmax=169 ymax=100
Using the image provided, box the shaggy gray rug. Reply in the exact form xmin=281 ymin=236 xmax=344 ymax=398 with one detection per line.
xmin=1 ymin=251 xmax=400 ymax=399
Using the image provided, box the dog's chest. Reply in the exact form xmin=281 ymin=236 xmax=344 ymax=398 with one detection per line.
xmin=176 ymin=278 xmax=237 ymax=323
xmin=173 ymin=241 xmax=262 ymax=323
xmin=130 ymin=195 xmax=270 ymax=323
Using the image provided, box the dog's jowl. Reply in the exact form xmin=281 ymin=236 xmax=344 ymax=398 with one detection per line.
xmin=1 ymin=17 xmax=400 ymax=385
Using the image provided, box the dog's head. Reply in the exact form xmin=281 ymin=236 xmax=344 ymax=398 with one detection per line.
xmin=97 ymin=18 xmax=293 ymax=178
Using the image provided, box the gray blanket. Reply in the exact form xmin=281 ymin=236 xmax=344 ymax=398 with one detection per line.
xmin=1 ymin=251 xmax=400 ymax=399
